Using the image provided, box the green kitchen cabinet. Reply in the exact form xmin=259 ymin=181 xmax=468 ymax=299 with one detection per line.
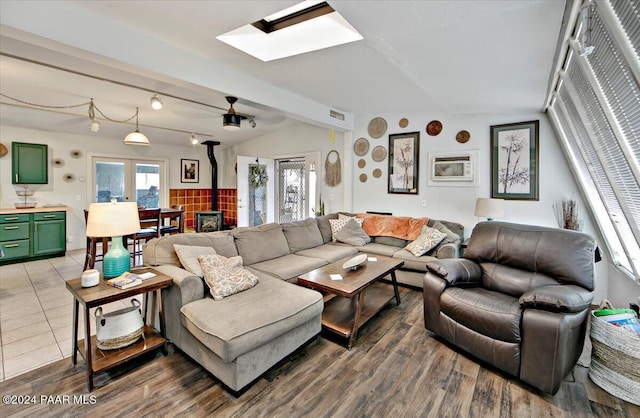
xmin=0 ymin=210 xmax=66 ymax=264
xmin=33 ymin=212 xmax=66 ymax=255
xmin=12 ymin=142 xmax=48 ymax=184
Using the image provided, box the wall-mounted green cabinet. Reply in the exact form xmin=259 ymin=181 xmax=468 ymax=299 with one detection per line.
xmin=12 ymin=142 xmax=48 ymax=184
xmin=0 ymin=210 xmax=66 ymax=264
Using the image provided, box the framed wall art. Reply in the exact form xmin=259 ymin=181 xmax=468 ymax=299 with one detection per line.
xmin=490 ymin=120 xmax=539 ymax=200
xmin=388 ymin=132 xmax=419 ymax=194
xmin=181 ymin=159 xmax=199 ymax=183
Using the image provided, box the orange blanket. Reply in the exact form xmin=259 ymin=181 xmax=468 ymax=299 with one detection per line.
xmin=356 ymin=213 xmax=429 ymax=241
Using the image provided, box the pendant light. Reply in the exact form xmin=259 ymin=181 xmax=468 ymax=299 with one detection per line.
xmin=123 ymin=107 xmax=150 ymax=145
xmin=222 ymin=96 xmax=241 ymax=130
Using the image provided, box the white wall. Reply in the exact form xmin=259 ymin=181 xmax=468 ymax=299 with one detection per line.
xmin=0 ymin=126 xmax=213 ymax=251
xmin=231 ymin=122 xmax=346 ymax=215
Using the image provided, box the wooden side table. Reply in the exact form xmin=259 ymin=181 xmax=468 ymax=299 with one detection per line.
xmin=65 ymin=268 xmax=173 ymax=391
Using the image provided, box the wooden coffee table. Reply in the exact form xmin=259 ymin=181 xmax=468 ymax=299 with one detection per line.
xmin=298 ymin=254 xmax=404 ymax=349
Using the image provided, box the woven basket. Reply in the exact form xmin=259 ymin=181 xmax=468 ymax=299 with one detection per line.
xmin=588 ymin=302 xmax=640 ymax=406
xmin=96 ymin=299 xmax=144 ymax=350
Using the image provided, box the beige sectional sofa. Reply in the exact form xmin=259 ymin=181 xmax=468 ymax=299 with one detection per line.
xmin=142 ymin=212 xmax=463 ymax=393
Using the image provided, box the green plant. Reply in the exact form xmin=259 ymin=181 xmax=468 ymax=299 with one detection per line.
xmin=312 ymin=194 xmax=325 ymax=216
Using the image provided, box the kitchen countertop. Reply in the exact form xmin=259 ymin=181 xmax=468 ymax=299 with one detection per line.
xmin=0 ymin=205 xmax=69 ymax=215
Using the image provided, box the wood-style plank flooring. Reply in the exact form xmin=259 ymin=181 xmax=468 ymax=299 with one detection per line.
xmin=1 ymin=287 xmax=638 ymax=417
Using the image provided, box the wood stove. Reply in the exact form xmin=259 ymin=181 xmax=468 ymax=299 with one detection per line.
xmin=195 ymin=211 xmax=224 ymax=232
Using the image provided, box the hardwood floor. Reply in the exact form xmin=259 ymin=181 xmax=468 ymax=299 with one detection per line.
xmin=1 ymin=287 xmax=638 ymax=418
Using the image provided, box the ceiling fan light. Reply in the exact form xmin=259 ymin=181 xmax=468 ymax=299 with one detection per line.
xmin=223 ymin=113 xmax=241 ymax=130
xmin=123 ymin=130 xmax=150 ymax=145
xmin=150 ymin=94 xmax=163 ymax=110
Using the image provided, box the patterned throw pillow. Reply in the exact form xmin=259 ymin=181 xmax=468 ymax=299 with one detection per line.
xmin=405 ymin=226 xmax=447 ymax=257
xmin=173 ymin=244 xmax=217 ymax=277
xmin=198 ymin=254 xmax=259 ymax=300
xmin=330 ymin=215 xmax=364 ymax=241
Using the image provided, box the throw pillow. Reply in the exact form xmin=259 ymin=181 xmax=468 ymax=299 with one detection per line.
xmin=173 ymin=244 xmax=217 ymax=277
xmin=431 ymin=221 xmax=460 ymax=244
xmin=334 ymin=218 xmax=371 ymax=246
xmin=198 ymin=254 xmax=258 ymax=301
xmin=330 ymin=215 xmax=364 ymax=241
xmin=405 ymin=226 xmax=447 ymax=257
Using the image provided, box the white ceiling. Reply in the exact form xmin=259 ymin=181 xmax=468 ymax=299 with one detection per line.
xmin=0 ymin=0 xmax=565 ymax=147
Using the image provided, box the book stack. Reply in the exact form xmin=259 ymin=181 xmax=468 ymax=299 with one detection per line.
xmin=107 ymin=272 xmax=142 ymax=290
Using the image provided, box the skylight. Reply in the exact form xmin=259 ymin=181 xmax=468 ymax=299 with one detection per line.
xmin=217 ymin=1 xmax=363 ymax=62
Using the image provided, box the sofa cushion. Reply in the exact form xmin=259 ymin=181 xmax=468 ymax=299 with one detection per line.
xmin=432 ymin=221 xmax=461 ymax=245
xmin=372 ymin=236 xmax=408 ymax=247
xmin=232 ymin=223 xmax=290 ymax=265
xmin=296 ymin=242 xmax=359 ymax=263
xmin=249 ymin=254 xmax=327 ymax=282
xmin=441 ymin=287 xmax=522 ymax=343
xmin=173 ymin=244 xmax=217 ymax=277
xmin=392 ymin=249 xmax=437 ymax=272
xmin=199 ymin=254 xmax=259 ymax=300
xmin=315 ymin=213 xmax=338 ymax=243
xmin=405 ymin=226 xmax=447 ymax=256
xmin=334 ymin=218 xmax=371 ymax=246
xmin=481 ymin=262 xmax=560 ymax=298
xmin=281 ymin=218 xmax=324 ymax=252
xmin=143 ymin=231 xmax=238 ymax=266
xmin=354 ymin=242 xmax=398 ymax=257
xmin=180 ymin=275 xmax=323 ymax=362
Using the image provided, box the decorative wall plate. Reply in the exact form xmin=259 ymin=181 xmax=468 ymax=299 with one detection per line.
xmin=359 ymin=173 xmax=368 ymax=183
xmin=371 ymin=146 xmax=387 ymax=162
xmin=372 ymin=168 xmax=382 ymax=178
xmin=63 ymin=173 xmax=76 ymax=183
xmin=0 ymin=143 xmax=7 ymax=157
xmin=70 ymin=149 xmax=83 ymax=159
xmin=456 ymin=130 xmax=471 ymax=143
xmin=53 ymin=158 xmax=65 ymax=168
xmin=357 ymin=159 xmax=366 ymax=168
xmin=368 ymin=117 xmax=387 ymax=139
xmin=426 ymin=120 xmax=442 ymax=136
xmin=354 ymin=138 xmax=369 ymax=156
xmin=399 ymin=118 xmax=409 ymax=128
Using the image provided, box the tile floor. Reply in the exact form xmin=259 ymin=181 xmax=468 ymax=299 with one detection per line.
xmin=0 ymin=249 xmax=139 ymax=381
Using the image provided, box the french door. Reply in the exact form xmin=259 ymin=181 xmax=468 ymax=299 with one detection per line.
xmin=91 ymin=156 xmax=167 ymax=207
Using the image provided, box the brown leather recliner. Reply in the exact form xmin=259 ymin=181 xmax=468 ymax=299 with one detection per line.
xmin=423 ymin=221 xmax=596 ymax=394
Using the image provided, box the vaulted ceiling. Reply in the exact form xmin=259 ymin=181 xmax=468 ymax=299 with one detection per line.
xmin=0 ymin=1 xmax=565 ymax=147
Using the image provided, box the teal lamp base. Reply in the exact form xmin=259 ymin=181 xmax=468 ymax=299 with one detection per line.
xmin=102 ymin=236 xmax=131 ymax=278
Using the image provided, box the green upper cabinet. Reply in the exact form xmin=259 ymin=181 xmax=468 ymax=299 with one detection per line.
xmin=12 ymin=142 xmax=48 ymax=184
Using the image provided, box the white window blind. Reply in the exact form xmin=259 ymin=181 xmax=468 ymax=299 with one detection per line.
xmin=546 ymin=1 xmax=640 ymax=279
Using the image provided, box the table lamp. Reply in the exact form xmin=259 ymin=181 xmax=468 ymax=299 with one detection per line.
xmin=474 ymin=198 xmax=505 ymax=221
xmin=86 ymin=202 xmax=140 ymax=278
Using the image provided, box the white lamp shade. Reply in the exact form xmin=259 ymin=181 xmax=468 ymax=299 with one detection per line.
xmin=474 ymin=198 xmax=505 ymax=219
xmin=86 ymin=202 xmax=141 ymax=237
xmin=123 ymin=130 xmax=150 ymax=145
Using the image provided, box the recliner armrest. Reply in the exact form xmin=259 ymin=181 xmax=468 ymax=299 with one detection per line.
xmin=519 ymin=285 xmax=592 ymax=313
xmin=425 ymin=259 xmax=481 ymax=285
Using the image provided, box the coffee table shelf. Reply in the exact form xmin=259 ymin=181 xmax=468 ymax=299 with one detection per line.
xmin=322 ymin=282 xmax=395 ymax=338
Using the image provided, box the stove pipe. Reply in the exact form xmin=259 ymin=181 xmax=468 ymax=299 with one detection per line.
xmin=201 ymin=140 xmax=221 ymax=211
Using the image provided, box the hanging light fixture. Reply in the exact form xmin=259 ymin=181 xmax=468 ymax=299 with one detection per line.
xmin=150 ymin=94 xmax=163 ymax=110
xmin=88 ymin=98 xmax=100 ymax=132
xmin=222 ymin=96 xmax=242 ymax=130
xmin=123 ymin=107 xmax=150 ymax=145
xmin=190 ymin=133 xmax=199 ymax=145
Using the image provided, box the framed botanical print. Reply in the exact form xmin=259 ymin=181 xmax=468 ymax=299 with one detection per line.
xmin=181 ymin=159 xmax=199 ymax=183
xmin=490 ymin=120 xmax=539 ymax=200
xmin=388 ymin=132 xmax=420 ymax=194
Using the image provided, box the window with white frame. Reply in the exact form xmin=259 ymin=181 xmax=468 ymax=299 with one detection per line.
xmin=546 ymin=0 xmax=640 ymax=280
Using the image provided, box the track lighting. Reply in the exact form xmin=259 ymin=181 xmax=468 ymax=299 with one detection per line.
xmin=222 ymin=96 xmax=242 ymax=130
xmin=150 ymin=94 xmax=163 ymax=110
xmin=123 ymin=107 xmax=150 ymax=145
xmin=249 ymin=117 xmax=256 ymax=128
xmin=190 ymin=133 xmax=199 ymax=145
